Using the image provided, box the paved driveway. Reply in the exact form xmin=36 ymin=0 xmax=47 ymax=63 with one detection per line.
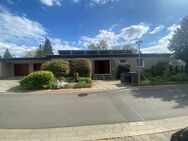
xmin=0 ymin=79 xmax=20 ymax=93
xmin=0 ymin=86 xmax=188 ymax=129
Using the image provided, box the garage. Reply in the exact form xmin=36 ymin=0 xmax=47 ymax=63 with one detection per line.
xmin=14 ymin=64 xmax=29 ymax=76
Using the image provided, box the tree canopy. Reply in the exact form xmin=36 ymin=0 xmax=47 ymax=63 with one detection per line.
xmin=34 ymin=38 xmax=54 ymax=57
xmin=25 ymin=50 xmax=37 ymax=57
xmin=88 ymin=40 xmax=137 ymax=53
xmin=88 ymin=39 xmax=108 ymax=50
xmin=122 ymin=45 xmax=137 ymax=53
xmin=3 ymin=49 xmax=12 ymax=59
xmin=43 ymin=37 xmax=54 ymax=56
xmin=168 ymin=16 xmax=188 ymax=72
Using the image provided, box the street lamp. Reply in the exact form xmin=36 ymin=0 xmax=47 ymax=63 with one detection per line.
xmin=136 ymin=40 xmax=143 ymax=86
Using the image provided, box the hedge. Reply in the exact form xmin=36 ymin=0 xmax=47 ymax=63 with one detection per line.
xmin=69 ymin=59 xmax=92 ymax=77
xmin=145 ymin=61 xmax=167 ymax=77
xmin=41 ymin=60 xmax=70 ymax=77
xmin=170 ymin=73 xmax=188 ymax=82
xmin=20 ymin=71 xmax=56 ymax=89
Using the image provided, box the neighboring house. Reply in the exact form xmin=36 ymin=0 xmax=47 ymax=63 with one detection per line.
xmin=0 ymin=50 xmax=170 ymax=79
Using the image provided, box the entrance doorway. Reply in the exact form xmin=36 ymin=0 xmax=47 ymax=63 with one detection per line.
xmin=33 ymin=63 xmax=42 ymax=71
xmin=94 ymin=60 xmax=110 ymax=74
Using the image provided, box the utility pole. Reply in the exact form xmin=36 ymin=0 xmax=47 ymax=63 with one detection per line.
xmin=136 ymin=40 xmax=143 ymax=86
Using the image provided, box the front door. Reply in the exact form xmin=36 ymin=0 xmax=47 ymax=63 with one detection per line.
xmin=94 ymin=60 xmax=110 ymax=74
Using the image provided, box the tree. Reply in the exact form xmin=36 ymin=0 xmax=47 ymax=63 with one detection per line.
xmin=112 ymin=45 xmax=121 ymax=50
xmin=98 ymin=40 xmax=108 ymax=50
xmin=0 ymin=55 xmax=2 ymax=59
xmin=25 ymin=50 xmax=37 ymax=57
xmin=3 ymin=49 xmax=12 ymax=58
xmin=88 ymin=43 xmax=98 ymax=50
xmin=34 ymin=38 xmax=54 ymax=57
xmin=42 ymin=37 xmax=54 ymax=56
xmin=168 ymin=16 xmax=188 ymax=73
xmin=88 ymin=39 xmax=108 ymax=50
xmin=35 ymin=44 xmax=44 ymax=57
xmin=122 ymin=45 xmax=137 ymax=53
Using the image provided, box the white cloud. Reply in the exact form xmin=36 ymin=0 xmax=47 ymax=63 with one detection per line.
xmin=149 ymin=25 xmax=164 ymax=34
xmin=79 ymin=23 xmax=150 ymax=48
xmin=0 ymin=8 xmax=47 ymax=44
xmin=0 ymin=6 xmax=47 ymax=56
xmin=0 ymin=5 xmax=78 ymax=57
xmin=79 ymin=30 xmax=118 ymax=47
xmin=51 ymin=38 xmax=80 ymax=54
xmin=40 ymin=0 xmax=62 ymax=6
xmin=142 ymin=24 xmax=180 ymax=53
xmin=120 ymin=23 xmax=150 ymax=40
xmin=73 ymin=0 xmax=119 ymax=6
xmin=5 ymin=0 xmax=14 ymax=4
xmin=0 ymin=42 xmax=37 ymax=57
xmin=73 ymin=0 xmax=81 ymax=3
xmin=90 ymin=0 xmax=119 ymax=5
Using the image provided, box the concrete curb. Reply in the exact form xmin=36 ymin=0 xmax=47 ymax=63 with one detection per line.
xmin=0 ymin=115 xmax=187 ymax=141
xmin=1 ymin=83 xmax=188 ymax=95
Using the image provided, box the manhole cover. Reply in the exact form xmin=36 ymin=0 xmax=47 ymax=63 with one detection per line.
xmin=77 ymin=93 xmax=88 ymax=97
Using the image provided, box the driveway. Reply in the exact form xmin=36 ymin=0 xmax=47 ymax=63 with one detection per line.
xmin=0 ymin=86 xmax=188 ymax=129
xmin=0 ymin=78 xmax=20 ymax=93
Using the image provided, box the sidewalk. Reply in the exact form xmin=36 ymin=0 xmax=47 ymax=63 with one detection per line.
xmin=96 ymin=130 xmax=176 ymax=141
xmin=0 ymin=115 xmax=187 ymax=141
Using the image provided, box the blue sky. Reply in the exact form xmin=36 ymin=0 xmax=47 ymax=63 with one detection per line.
xmin=0 ymin=0 xmax=188 ymax=56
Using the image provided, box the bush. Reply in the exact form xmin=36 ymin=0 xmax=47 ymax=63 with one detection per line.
xmin=116 ymin=64 xmax=130 ymax=79
xmin=64 ymin=83 xmax=75 ymax=89
xmin=74 ymin=81 xmax=92 ymax=88
xmin=70 ymin=59 xmax=92 ymax=77
xmin=20 ymin=71 xmax=56 ymax=89
xmin=150 ymin=76 xmax=168 ymax=85
xmin=50 ymin=80 xmax=67 ymax=89
xmin=41 ymin=60 xmax=69 ymax=78
xmin=64 ymin=77 xmax=75 ymax=83
xmin=169 ymin=64 xmax=176 ymax=75
xmin=170 ymin=73 xmax=188 ymax=82
xmin=145 ymin=61 xmax=167 ymax=77
xmin=79 ymin=77 xmax=92 ymax=83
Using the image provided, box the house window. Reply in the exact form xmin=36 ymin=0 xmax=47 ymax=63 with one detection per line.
xmin=120 ymin=59 xmax=127 ymax=64
xmin=136 ymin=59 xmax=144 ymax=67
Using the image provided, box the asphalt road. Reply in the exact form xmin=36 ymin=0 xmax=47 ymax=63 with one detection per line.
xmin=0 ymin=86 xmax=188 ymax=129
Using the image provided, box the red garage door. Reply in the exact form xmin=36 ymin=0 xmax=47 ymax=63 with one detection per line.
xmin=14 ymin=64 xmax=29 ymax=76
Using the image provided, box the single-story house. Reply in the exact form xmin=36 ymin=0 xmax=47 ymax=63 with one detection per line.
xmin=0 ymin=50 xmax=170 ymax=79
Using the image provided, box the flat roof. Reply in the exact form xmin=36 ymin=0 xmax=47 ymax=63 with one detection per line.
xmin=0 ymin=50 xmax=170 ymax=62
xmin=47 ymin=53 xmax=170 ymax=59
xmin=0 ymin=57 xmax=49 ymax=62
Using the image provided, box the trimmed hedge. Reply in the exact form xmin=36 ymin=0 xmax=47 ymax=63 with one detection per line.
xmin=70 ymin=59 xmax=92 ymax=77
xmin=41 ymin=60 xmax=69 ymax=77
xmin=20 ymin=71 xmax=56 ymax=89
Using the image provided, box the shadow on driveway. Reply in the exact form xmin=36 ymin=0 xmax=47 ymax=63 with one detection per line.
xmin=7 ymin=85 xmax=33 ymax=93
xmin=130 ymin=86 xmax=188 ymax=109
